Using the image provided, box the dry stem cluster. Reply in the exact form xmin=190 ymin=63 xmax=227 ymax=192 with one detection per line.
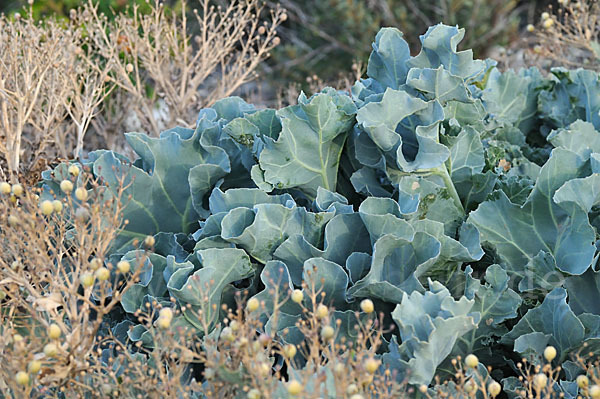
xmin=0 ymin=0 xmax=284 ymax=180
xmin=527 ymin=0 xmax=600 ymax=71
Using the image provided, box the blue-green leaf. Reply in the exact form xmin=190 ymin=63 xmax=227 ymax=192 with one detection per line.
xmin=255 ymin=88 xmax=357 ymax=198
xmin=468 ymin=149 xmax=596 ymax=276
xmin=501 ymin=288 xmax=585 ymax=362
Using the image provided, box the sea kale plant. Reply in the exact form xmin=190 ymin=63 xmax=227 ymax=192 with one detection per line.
xmin=25 ymin=23 xmax=600 ymax=397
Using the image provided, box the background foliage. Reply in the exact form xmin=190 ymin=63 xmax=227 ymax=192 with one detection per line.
xmin=1 ymin=0 xmax=553 ymax=85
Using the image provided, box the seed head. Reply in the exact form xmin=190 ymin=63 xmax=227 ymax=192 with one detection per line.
xmin=75 ymin=187 xmax=88 ymax=201
xmin=68 ymin=165 xmax=80 ymax=176
xmin=542 ymin=18 xmax=554 ymax=29
xmin=360 ymin=299 xmax=374 ymax=313
xmin=577 ymin=375 xmax=589 ymax=388
xmin=543 ymin=346 xmax=556 ymax=362
xmin=95 ymin=267 xmax=110 ymax=281
xmin=44 ymin=343 xmax=58 ymax=357
xmin=287 ymin=380 xmax=302 ymax=396
xmin=80 ymin=273 xmax=95 ymax=287
xmin=247 ymin=389 xmax=261 ymax=399
xmin=291 ymin=289 xmax=303 ymax=304
xmin=316 ymin=304 xmax=328 ymax=319
xmin=0 ymin=182 xmax=11 ymax=194
xmin=533 ymin=373 xmax=547 ymax=391
xmin=11 ymin=184 xmax=23 ymax=196
xmin=247 ymin=297 xmax=260 ymax=312
xmin=283 ymin=344 xmax=297 ymax=358
xmin=465 ymin=354 xmax=478 ymax=368
xmin=144 ymin=235 xmax=155 ymax=248
xmin=117 ymin=260 xmax=130 ymax=273
xmin=488 ymin=380 xmax=501 ymax=397
xmin=321 ymin=325 xmax=335 ymax=341
xmin=28 ymin=360 xmax=41 ymax=374
xmin=364 ymin=357 xmax=380 ymax=373
xmin=90 ymin=258 xmax=103 ymax=270
xmin=52 ymin=200 xmax=63 ymax=213
xmin=41 ymin=200 xmax=54 ymax=216
xmin=60 ymin=180 xmax=74 ymax=193
xmin=48 ymin=323 xmax=61 ymax=339
xmin=16 ymin=371 xmax=29 ymax=386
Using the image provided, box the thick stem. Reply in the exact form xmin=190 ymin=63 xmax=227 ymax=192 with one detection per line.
xmin=434 ymin=165 xmax=465 ymax=214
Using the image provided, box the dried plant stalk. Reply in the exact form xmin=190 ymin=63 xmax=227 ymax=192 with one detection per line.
xmin=0 ymin=0 xmax=283 ymax=178
xmin=532 ymin=0 xmax=600 ymax=70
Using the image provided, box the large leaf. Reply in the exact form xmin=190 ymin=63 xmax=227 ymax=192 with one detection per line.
xmin=366 ymin=27 xmax=411 ymax=91
xmin=482 ymin=68 xmax=539 ymax=129
xmin=468 ymin=149 xmax=596 ymax=276
xmin=391 ymin=281 xmax=479 ymax=385
xmin=565 ymin=268 xmax=600 ymax=315
xmin=356 ymin=88 xmax=448 ymax=175
xmin=406 ymin=67 xmax=471 ymax=104
xmin=501 ymin=288 xmax=585 ymax=362
xmin=166 ymin=248 xmax=254 ymax=331
xmin=92 ymin=124 xmax=232 ymax=250
xmin=539 ymin=68 xmax=600 ymax=130
xmin=454 ymin=265 xmax=521 ymax=359
xmin=254 ymin=88 xmax=357 ymax=199
xmin=407 ymin=24 xmax=487 ymax=82
xmin=348 ymin=233 xmax=440 ymax=303
xmin=220 ymin=204 xmax=332 ymax=264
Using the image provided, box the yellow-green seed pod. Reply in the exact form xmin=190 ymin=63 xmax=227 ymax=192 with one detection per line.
xmin=68 ymin=164 xmax=80 ymax=177
xmin=52 ymin=200 xmax=63 ymax=213
xmin=95 ymin=267 xmax=110 ymax=281
xmin=533 ymin=373 xmax=547 ymax=391
xmin=48 ymin=323 xmax=61 ymax=339
xmin=488 ymin=381 xmax=501 ymax=397
xmin=543 ymin=346 xmax=556 ymax=362
xmin=60 ymin=180 xmax=73 ymax=193
xmin=75 ymin=187 xmax=88 ymax=201
xmin=321 ymin=325 xmax=335 ymax=341
xmin=291 ymin=289 xmax=303 ymax=304
xmin=577 ymin=375 xmax=589 ymax=388
xmin=315 ymin=304 xmax=328 ymax=319
xmin=157 ymin=316 xmax=171 ymax=329
xmin=0 ymin=182 xmax=11 ymax=194
xmin=159 ymin=307 xmax=173 ymax=321
xmin=283 ymin=344 xmax=297 ymax=358
xmin=360 ymin=299 xmax=374 ymax=313
xmin=40 ymin=200 xmax=54 ymax=216
xmin=90 ymin=258 xmax=103 ymax=270
xmin=364 ymin=357 xmax=380 ymax=374
xmin=16 ymin=371 xmax=29 ymax=386
xmin=27 ymin=360 xmax=41 ymax=374
xmin=117 ymin=260 xmax=130 ymax=273
xmin=144 ymin=235 xmax=155 ymax=248
xmin=8 ymin=214 xmax=19 ymax=226
xmin=11 ymin=184 xmax=23 ymax=196
xmin=287 ymin=380 xmax=302 ymax=396
xmin=43 ymin=343 xmax=58 ymax=357
xmin=80 ymin=273 xmax=95 ymax=287
xmin=465 ymin=354 xmax=478 ymax=368
xmin=246 ymin=297 xmax=259 ymax=312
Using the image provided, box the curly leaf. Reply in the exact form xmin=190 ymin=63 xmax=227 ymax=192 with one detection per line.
xmin=255 ymin=88 xmax=357 ymax=199
xmin=468 ymin=149 xmax=596 ymax=276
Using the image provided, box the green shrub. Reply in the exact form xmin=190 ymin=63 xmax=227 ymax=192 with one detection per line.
xmin=4 ymin=21 xmax=600 ymax=398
